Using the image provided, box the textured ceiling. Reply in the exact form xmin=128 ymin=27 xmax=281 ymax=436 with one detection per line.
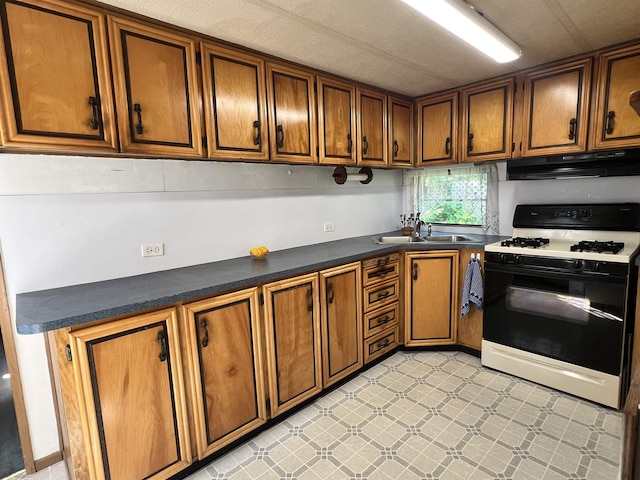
xmin=97 ymin=0 xmax=640 ymax=97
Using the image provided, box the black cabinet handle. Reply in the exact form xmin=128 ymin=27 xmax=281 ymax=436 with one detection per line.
xmin=445 ymin=137 xmax=451 ymax=155
xmin=327 ymin=282 xmax=335 ymax=304
xmin=362 ymin=136 xmax=369 ymax=156
xmin=568 ymin=118 xmax=577 ymax=140
xmin=393 ymin=140 xmax=399 ymax=157
xmin=376 ymin=339 xmax=391 ymax=350
xmin=467 ymin=133 xmax=474 ymax=152
xmin=276 ymin=125 xmax=284 ymax=149
xmin=371 ymin=267 xmax=394 ymax=278
xmin=377 ymin=290 xmax=391 ymax=299
xmin=412 ymin=262 xmax=418 ymax=281
xmin=134 ymin=103 xmax=143 ymax=134
xmin=253 ymin=120 xmax=261 ymax=146
xmin=157 ymin=331 xmax=168 ymax=362
xmin=605 ymin=111 xmax=615 ymax=135
xmin=200 ymin=319 xmax=209 ymax=348
xmin=375 ymin=315 xmax=391 ymax=325
xmin=88 ymin=96 xmax=100 ymax=130
xmin=347 ymin=134 xmax=353 ymax=154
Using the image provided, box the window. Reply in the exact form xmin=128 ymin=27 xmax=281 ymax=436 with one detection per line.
xmin=404 ymin=164 xmax=499 ymax=234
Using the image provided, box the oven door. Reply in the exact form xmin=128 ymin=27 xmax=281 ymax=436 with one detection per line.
xmin=483 ymin=260 xmax=629 ymax=376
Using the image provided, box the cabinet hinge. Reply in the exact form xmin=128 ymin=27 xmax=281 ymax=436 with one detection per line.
xmin=196 ymin=51 xmax=202 ymax=65
xmin=65 ymin=345 xmax=72 ymax=362
xmin=202 ymin=136 xmax=208 ymax=149
xmin=259 ymin=293 xmax=265 ymax=305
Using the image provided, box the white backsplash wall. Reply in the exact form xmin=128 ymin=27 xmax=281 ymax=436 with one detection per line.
xmin=0 ymin=153 xmax=403 ymax=461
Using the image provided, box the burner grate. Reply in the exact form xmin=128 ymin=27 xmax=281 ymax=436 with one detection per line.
xmin=570 ymin=240 xmax=624 ymax=254
xmin=501 ymin=237 xmax=550 ymax=248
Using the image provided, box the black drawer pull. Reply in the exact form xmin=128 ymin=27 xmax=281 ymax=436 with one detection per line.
xmin=200 ymin=319 xmax=209 ymax=348
xmin=376 ymin=255 xmax=391 ymax=266
xmin=134 ymin=103 xmax=143 ymax=134
xmin=276 ymin=124 xmax=285 ymax=149
xmin=371 ymin=267 xmax=394 ymax=278
xmin=89 ymin=96 xmax=100 ymax=130
xmin=568 ymin=118 xmax=577 ymax=140
xmin=157 ymin=331 xmax=168 ymax=362
xmin=253 ymin=120 xmax=261 ymax=146
xmin=375 ymin=315 xmax=391 ymax=325
xmin=393 ymin=140 xmax=399 ymax=157
xmin=377 ymin=290 xmax=391 ymax=299
xmin=376 ymin=339 xmax=391 ymax=350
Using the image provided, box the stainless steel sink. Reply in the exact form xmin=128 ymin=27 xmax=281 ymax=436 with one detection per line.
xmin=372 ymin=235 xmax=426 ymax=244
xmin=423 ymin=235 xmax=474 ymax=242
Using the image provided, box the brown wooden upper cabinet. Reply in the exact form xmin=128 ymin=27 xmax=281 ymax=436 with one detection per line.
xmin=357 ymin=87 xmax=387 ymax=167
xmin=201 ymin=43 xmax=269 ymax=161
xmin=460 ymin=77 xmax=514 ymax=162
xmin=522 ymin=58 xmax=592 ymax=156
xmin=108 ymin=16 xmax=202 ymax=157
xmin=591 ymin=44 xmax=640 ymax=150
xmin=388 ymin=96 xmax=414 ymax=168
xmin=317 ymin=76 xmax=357 ymax=165
xmin=266 ymin=63 xmax=317 ymax=163
xmin=0 ymin=0 xmax=117 ymax=151
xmin=416 ymin=91 xmax=458 ymax=166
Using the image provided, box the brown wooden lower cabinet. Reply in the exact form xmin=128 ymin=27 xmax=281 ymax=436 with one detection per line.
xmin=182 ymin=288 xmax=267 ymax=459
xmin=457 ymin=249 xmax=484 ymax=350
xmin=320 ymin=263 xmax=363 ymax=387
xmin=262 ymin=272 xmax=323 ymax=417
xmin=46 ymin=251 xmax=487 ymax=480
xmin=51 ymin=308 xmax=191 ymax=480
xmin=405 ymin=251 xmax=460 ymax=347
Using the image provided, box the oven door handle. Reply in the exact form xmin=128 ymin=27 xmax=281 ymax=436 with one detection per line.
xmin=484 ymin=263 xmax=627 ymax=284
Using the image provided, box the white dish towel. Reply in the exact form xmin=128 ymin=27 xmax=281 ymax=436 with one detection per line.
xmin=461 ymin=254 xmax=484 ymax=316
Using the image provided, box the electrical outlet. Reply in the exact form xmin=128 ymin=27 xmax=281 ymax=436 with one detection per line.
xmin=323 ymin=222 xmax=335 ymax=233
xmin=141 ymin=243 xmax=164 ymax=257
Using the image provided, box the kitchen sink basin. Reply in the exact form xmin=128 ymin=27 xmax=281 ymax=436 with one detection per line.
xmin=423 ymin=235 xmax=474 ymax=242
xmin=372 ymin=235 xmax=426 ymax=244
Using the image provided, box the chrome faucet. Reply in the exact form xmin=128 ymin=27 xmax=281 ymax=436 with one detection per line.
xmin=427 ymin=223 xmax=432 ymax=236
xmin=413 ymin=220 xmax=423 ymax=237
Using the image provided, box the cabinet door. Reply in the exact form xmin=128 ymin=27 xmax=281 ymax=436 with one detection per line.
xmin=183 ymin=288 xmax=266 ymax=459
xmin=317 ymin=76 xmax=357 ymax=165
xmin=202 ymin=43 xmax=268 ymax=161
xmin=108 ymin=16 xmax=202 ymax=157
xmin=357 ymin=87 xmax=387 ymax=167
xmin=388 ymin=96 xmax=414 ymax=168
xmin=320 ymin=263 xmax=362 ymax=387
xmin=591 ymin=45 xmax=640 ymax=150
xmin=263 ymin=273 xmax=322 ymax=417
xmin=68 ymin=309 xmax=190 ymax=480
xmin=522 ymin=59 xmax=592 ymax=156
xmin=405 ymin=251 xmax=459 ymax=347
xmin=0 ymin=0 xmax=116 ymax=151
xmin=457 ymin=249 xmax=484 ymax=351
xmin=416 ymin=92 xmax=457 ymax=166
xmin=461 ymin=78 xmax=514 ymax=162
xmin=266 ymin=63 xmax=317 ymax=163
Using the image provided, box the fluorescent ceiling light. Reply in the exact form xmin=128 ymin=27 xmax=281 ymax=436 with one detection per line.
xmin=401 ymin=0 xmax=522 ymax=63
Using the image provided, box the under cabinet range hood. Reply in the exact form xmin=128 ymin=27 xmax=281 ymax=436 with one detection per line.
xmin=507 ymin=149 xmax=640 ymax=180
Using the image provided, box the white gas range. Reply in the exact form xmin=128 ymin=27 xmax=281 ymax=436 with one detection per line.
xmin=482 ymin=203 xmax=640 ymax=408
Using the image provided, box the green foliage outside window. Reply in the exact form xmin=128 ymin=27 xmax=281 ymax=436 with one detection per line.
xmin=418 ymin=171 xmax=487 ymax=226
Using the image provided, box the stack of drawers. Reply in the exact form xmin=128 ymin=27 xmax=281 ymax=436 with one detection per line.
xmin=362 ymin=253 xmax=400 ymax=363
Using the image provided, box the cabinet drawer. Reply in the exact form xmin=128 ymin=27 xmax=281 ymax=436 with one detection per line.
xmin=362 ymin=260 xmax=399 ymax=287
xmin=362 ymin=253 xmax=400 ymax=270
xmin=364 ymin=303 xmax=399 ymax=338
xmin=363 ymin=278 xmax=399 ymax=312
xmin=364 ymin=326 xmax=398 ymax=364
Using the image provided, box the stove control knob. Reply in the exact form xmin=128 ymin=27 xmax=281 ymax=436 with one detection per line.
xmin=594 ymin=262 xmax=602 ymax=272
xmin=573 ymin=260 xmax=584 ymax=270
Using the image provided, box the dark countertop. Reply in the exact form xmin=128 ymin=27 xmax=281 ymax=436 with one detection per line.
xmin=16 ymin=231 xmax=504 ymax=334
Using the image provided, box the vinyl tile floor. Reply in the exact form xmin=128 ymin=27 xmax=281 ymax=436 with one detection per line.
xmin=6 ymin=351 xmax=622 ymax=480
